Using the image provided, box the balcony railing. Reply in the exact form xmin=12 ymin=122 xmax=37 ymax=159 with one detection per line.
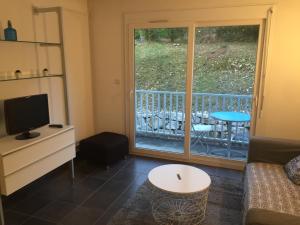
xmin=135 ymin=90 xmax=252 ymax=144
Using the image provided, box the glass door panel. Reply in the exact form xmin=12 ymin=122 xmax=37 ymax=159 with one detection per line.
xmin=190 ymin=25 xmax=260 ymax=160
xmin=134 ymin=27 xmax=188 ymax=154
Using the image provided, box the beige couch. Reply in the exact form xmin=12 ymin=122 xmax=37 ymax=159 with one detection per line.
xmin=243 ymin=136 xmax=300 ymax=225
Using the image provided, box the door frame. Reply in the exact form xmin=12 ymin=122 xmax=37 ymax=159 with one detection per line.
xmin=124 ymin=19 xmax=266 ymax=170
xmin=189 ymin=20 xmax=265 ymax=168
xmin=127 ymin=22 xmax=194 ymax=162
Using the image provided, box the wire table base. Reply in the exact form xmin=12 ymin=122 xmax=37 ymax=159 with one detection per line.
xmin=147 ymin=180 xmax=209 ymax=225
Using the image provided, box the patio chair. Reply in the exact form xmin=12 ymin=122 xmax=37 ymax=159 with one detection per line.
xmin=191 ymin=113 xmax=213 ymax=154
xmin=191 ymin=124 xmax=214 ymax=153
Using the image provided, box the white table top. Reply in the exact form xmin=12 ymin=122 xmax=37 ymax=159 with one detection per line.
xmin=0 ymin=125 xmax=74 ymax=156
xmin=211 ymin=111 xmax=250 ymax=122
xmin=193 ymin=124 xmax=213 ymax=132
xmin=148 ymin=164 xmax=211 ymax=194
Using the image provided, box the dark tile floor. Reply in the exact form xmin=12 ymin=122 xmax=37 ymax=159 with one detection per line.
xmin=2 ymin=155 xmax=244 ymax=225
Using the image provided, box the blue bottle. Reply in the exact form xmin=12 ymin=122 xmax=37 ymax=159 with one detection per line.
xmin=4 ymin=20 xmax=17 ymax=41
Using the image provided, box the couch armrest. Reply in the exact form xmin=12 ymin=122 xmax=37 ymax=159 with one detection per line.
xmin=248 ymin=136 xmax=300 ymax=164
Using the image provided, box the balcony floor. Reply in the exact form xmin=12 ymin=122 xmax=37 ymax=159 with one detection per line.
xmin=136 ymin=135 xmax=248 ymax=161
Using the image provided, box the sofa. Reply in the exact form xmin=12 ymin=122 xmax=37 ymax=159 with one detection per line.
xmin=243 ymin=136 xmax=300 ymax=225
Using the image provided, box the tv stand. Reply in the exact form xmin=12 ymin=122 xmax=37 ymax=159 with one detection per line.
xmin=0 ymin=125 xmax=75 ymax=225
xmin=15 ymin=131 xmax=40 ymax=140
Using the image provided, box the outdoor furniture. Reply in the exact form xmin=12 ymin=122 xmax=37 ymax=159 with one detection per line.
xmin=244 ymin=136 xmax=300 ymax=225
xmin=135 ymin=90 xmax=252 ymax=160
xmin=148 ymin=164 xmax=211 ymax=225
xmin=79 ymin=132 xmax=128 ymax=168
xmin=191 ymin=124 xmax=214 ymax=153
xmin=211 ymin=111 xmax=250 ymax=157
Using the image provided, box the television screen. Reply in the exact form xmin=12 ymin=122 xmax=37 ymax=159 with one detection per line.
xmin=4 ymin=94 xmax=50 ymax=136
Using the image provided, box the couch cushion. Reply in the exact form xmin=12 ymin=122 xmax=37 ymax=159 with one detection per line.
xmin=246 ymin=208 xmax=300 ymax=225
xmin=285 ymin=155 xmax=300 ymax=185
xmin=244 ymin=163 xmax=300 ymax=225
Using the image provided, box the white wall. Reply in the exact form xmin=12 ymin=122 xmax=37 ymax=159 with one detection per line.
xmin=255 ymin=0 xmax=300 ymax=139
xmin=88 ymin=0 xmax=300 ymax=140
xmin=0 ymin=0 xmax=94 ymax=140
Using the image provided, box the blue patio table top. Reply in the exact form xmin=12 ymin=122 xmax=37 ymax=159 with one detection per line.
xmin=210 ymin=111 xmax=250 ymax=122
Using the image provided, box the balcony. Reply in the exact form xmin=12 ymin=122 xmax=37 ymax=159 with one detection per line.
xmin=135 ymin=90 xmax=252 ymax=160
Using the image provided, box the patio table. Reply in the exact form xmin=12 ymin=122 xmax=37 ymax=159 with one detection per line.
xmin=210 ymin=111 xmax=250 ymax=157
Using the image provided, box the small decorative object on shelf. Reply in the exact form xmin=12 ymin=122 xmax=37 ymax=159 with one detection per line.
xmin=14 ymin=70 xmax=21 ymax=79
xmin=4 ymin=20 xmax=17 ymax=41
xmin=42 ymin=68 xmax=49 ymax=76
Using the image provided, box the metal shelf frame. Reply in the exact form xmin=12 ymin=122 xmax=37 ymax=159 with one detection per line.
xmin=0 ymin=74 xmax=64 ymax=82
xmin=0 ymin=7 xmax=70 ymax=224
xmin=0 ymin=6 xmax=70 ymax=124
xmin=0 ymin=39 xmax=61 ymax=46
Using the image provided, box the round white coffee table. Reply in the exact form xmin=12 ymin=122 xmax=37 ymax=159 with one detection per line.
xmin=148 ymin=164 xmax=211 ymax=225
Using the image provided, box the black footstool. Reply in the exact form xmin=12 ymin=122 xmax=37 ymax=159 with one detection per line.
xmin=79 ymin=132 xmax=129 ymax=167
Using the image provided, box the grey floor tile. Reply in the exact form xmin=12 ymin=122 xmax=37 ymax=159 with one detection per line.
xmin=34 ymin=201 xmax=77 ymax=223
xmin=60 ymin=206 xmax=104 ymax=225
xmin=3 ymin=210 xmax=29 ymax=225
xmin=73 ymin=177 xmax=106 ymax=191
xmin=89 ymin=160 xmax=129 ymax=180
xmin=11 ymin=195 xmax=53 ymax=215
xmin=58 ymin=186 xmax=92 ymax=205
xmin=22 ymin=217 xmax=56 ymax=225
xmin=125 ymin=157 xmax=169 ymax=175
xmin=94 ymin=175 xmax=146 ymax=225
xmin=83 ymin=179 xmax=131 ymax=210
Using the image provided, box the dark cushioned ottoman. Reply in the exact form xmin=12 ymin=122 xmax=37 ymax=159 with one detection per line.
xmin=79 ymin=132 xmax=129 ymax=167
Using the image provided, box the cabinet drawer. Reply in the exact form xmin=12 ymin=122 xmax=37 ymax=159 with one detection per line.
xmin=0 ymin=144 xmax=75 ymax=195
xmin=1 ymin=129 xmax=74 ymax=176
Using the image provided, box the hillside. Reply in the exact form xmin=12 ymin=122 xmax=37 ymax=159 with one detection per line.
xmin=135 ymin=41 xmax=258 ymax=95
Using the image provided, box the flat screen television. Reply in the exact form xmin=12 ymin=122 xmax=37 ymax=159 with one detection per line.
xmin=4 ymin=94 xmax=50 ymax=140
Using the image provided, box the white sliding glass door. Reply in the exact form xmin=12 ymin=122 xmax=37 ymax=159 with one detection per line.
xmin=133 ymin=26 xmax=189 ymax=155
xmin=190 ymin=25 xmax=260 ymax=160
xmin=127 ymin=21 xmax=264 ymax=164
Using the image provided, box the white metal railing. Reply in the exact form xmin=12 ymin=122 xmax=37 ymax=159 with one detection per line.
xmin=135 ymin=90 xmax=252 ymax=144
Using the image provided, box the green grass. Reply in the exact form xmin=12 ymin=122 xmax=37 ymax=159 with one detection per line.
xmin=135 ymin=41 xmax=257 ymax=95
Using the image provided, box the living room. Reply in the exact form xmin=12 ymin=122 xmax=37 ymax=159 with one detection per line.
xmin=0 ymin=0 xmax=299 ymax=225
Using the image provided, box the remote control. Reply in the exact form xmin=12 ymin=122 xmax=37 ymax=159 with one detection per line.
xmin=49 ymin=124 xmax=63 ymax=128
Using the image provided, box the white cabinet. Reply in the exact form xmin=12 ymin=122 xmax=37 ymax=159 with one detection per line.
xmin=0 ymin=125 xmax=75 ymax=195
